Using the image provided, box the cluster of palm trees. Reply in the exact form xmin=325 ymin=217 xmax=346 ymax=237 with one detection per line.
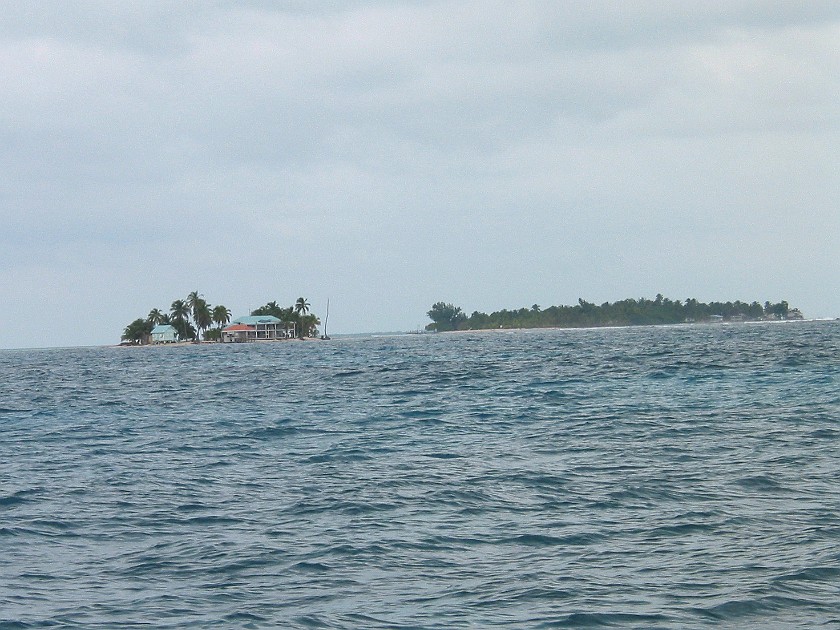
xmin=148 ymin=291 xmax=232 ymax=341
xmin=122 ymin=291 xmax=231 ymax=344
xmin=121 ymin=293 xmax=320 ymax=344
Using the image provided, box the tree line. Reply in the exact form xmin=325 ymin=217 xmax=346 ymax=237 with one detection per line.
xmin=121 ymin=293 xmax=318 ymax=344
xmin=426 ymin=295 xmax=801 ymax=332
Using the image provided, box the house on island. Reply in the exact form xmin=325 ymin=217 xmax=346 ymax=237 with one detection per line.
xmin=150 ymin=324 xmax=178 ymax=344
xmin=221 ymin=315 xmax=296 ymax=343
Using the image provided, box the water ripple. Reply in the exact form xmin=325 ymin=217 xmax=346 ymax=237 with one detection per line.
xmin=1 ymin=322 xmax=839 ymax=627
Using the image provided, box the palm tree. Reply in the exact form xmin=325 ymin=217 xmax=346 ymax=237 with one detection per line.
xmin=194 ymin=301 xmax=213 ymax=340
xmin=299 ymin=313 xmax=321 ymax=338
xmin=212 ymin=305 xmax=231 ymax=330
xmin=294 ymin=297 xmax=310 ymax=316
xmin=170 ymin=299 xmax=191 ymax=340
xmin=186 ymin=291 xmax=203 ymax=324
xmin=147 ymin=308 xmax=166 ymax=325
xmin=182 ymin=320 xmax=197 ymax=342
xmin=292 ymin=299 xmax=310 ymax=339
xmin=170 ymin=299 xmax=189 ymax=320
xmin=252 ymin=300 xmax=282 ymax=318
xmin=278 ymin=306 xmax=295 ymax=321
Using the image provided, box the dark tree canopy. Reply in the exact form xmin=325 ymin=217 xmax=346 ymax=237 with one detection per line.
xmin=426 ymin=297 xmax=800 ymax=331
xmin=121 ymin=318 xmax=153 ymax=344
xmin=426 ymin=302 xmax=467 ymax=332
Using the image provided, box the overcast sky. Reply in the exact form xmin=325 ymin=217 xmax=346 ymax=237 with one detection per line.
xmin=2 ymin=1 xmax=839 ymax=348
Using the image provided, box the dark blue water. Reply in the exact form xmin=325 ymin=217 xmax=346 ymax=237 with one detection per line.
xmin=2 ymin=322 xmax=839 ymax=628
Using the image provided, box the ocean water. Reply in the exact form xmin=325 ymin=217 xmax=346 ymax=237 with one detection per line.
xmin=1 ymin=322 xmax=839 ymax=628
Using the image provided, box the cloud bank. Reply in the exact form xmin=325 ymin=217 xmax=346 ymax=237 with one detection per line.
xmin=2 ymin=1 xmax=838 ymax=347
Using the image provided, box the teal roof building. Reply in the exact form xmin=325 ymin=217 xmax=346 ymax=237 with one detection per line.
xmin=150 ymin=324 xmax=178 ymax=343
xmin=231 ymin=316 xmax=282 ymax=325
xmin=222 ymin=315 xmax=295 ymax=342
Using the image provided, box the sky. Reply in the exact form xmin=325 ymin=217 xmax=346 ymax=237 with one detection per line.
xmin=2 ymin=1 xmax=839 ymax=348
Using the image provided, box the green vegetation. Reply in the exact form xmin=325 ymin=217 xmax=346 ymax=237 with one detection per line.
xmin=121 ymin=292 xmax=319 ymax=344
xmin=426 ymin=302 xmax=467 ymax=332
xmin=121 ymin=318 xmax=155 ymax=344
xmin=426 ymin=295 xmax=802 ymax=332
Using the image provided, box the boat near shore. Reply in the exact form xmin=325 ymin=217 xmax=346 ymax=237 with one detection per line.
xmin=320 ymin=299 xmax=331 ymax=340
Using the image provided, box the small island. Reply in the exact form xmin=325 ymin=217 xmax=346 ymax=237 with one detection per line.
xmin=121 ymin=292 xmax=320 ymax=345
xmin=425 ymin=296 xmax=803 ymax=332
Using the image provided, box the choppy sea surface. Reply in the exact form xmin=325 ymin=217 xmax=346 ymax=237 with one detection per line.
xmin=2 ymin=322 xmax=840 ymax=628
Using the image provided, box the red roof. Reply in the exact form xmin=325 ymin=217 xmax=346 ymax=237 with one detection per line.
xmin=222 ymin=324 xmax=255 ymax=332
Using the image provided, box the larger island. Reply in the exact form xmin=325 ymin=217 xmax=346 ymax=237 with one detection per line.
xmin=426 ymin=296 xmax=803 ymax=332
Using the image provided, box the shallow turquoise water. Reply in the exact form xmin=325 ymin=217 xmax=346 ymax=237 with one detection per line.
xmin=2 ymin=322 xmax=839 ymax=627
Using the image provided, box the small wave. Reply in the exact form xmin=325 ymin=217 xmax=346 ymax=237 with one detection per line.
xmin=290 ymin=561 xmax=331 ymax=573
xmin=343 ymin=612 xmax=404 ymax=626
xmin=16 ymin=571 xmax=60 ymax=581
xmin=124 ymin=559 xmax=183 ymax=577
xmin=292 ymin=614 xmax=332 ymax=628
xmin=223 ymin=611 xmax=269 ymax=623
xmin=182 ymin=515 xmax=244 ymax=526
xmin=97 ymin=400 xmax=128 ymax=407
xmin=27 ymin=519 xmax=76 ymax=532
xmin=538 ymin=611 xmax=670 ymax=627
xmin=647 ymin=369 xmax=678 ymax=379
xmin=247 ymin=425 xmax=299 ymax=439
xmin=773 ymin=566 xmax=840 ymax=583
xmin=734 ymin=475 xmax=788 ymax=493
xmin=0 ymin=527 xmax=26 ymax=536
xmin=399 ymin=408 xmax=444 ymax=419
xmin=501 ymin=532 xmax=604 ymax=547
xmin=646 ymin=522 xmax=713 ymax=537
xmin=0 ymin=489 xmax=40 ymax=507
xmin=695 ymin=595 xmax=807 ymax=621
xmin=0 ymin=524 xmax=79 ymax=538
xmin=319 ymin=542 xmax=388 ymax=557
xmin=305 ymin=450 xmax=373 ymax=463
xmin=809 ymin=428 xmax=838 ymax=439
xmin=333 ymin=369 xmax=365 ymax=378
xmin=421 ymin=534 xmax=488 ymax=548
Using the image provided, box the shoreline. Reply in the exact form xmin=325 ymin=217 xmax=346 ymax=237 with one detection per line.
xmin=115 ymin=337 xmax=326 ymax=348
xmin=112 ymin=317 xmax=831 ymax=348
xmin=431 ymin=317 xmax=820 ymax=335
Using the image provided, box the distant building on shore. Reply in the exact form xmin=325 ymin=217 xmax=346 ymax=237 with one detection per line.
xmin=221 ymin=316 xmax=295 ymax=343
xmin=150 ymin=324 xmax=178 ymax=344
